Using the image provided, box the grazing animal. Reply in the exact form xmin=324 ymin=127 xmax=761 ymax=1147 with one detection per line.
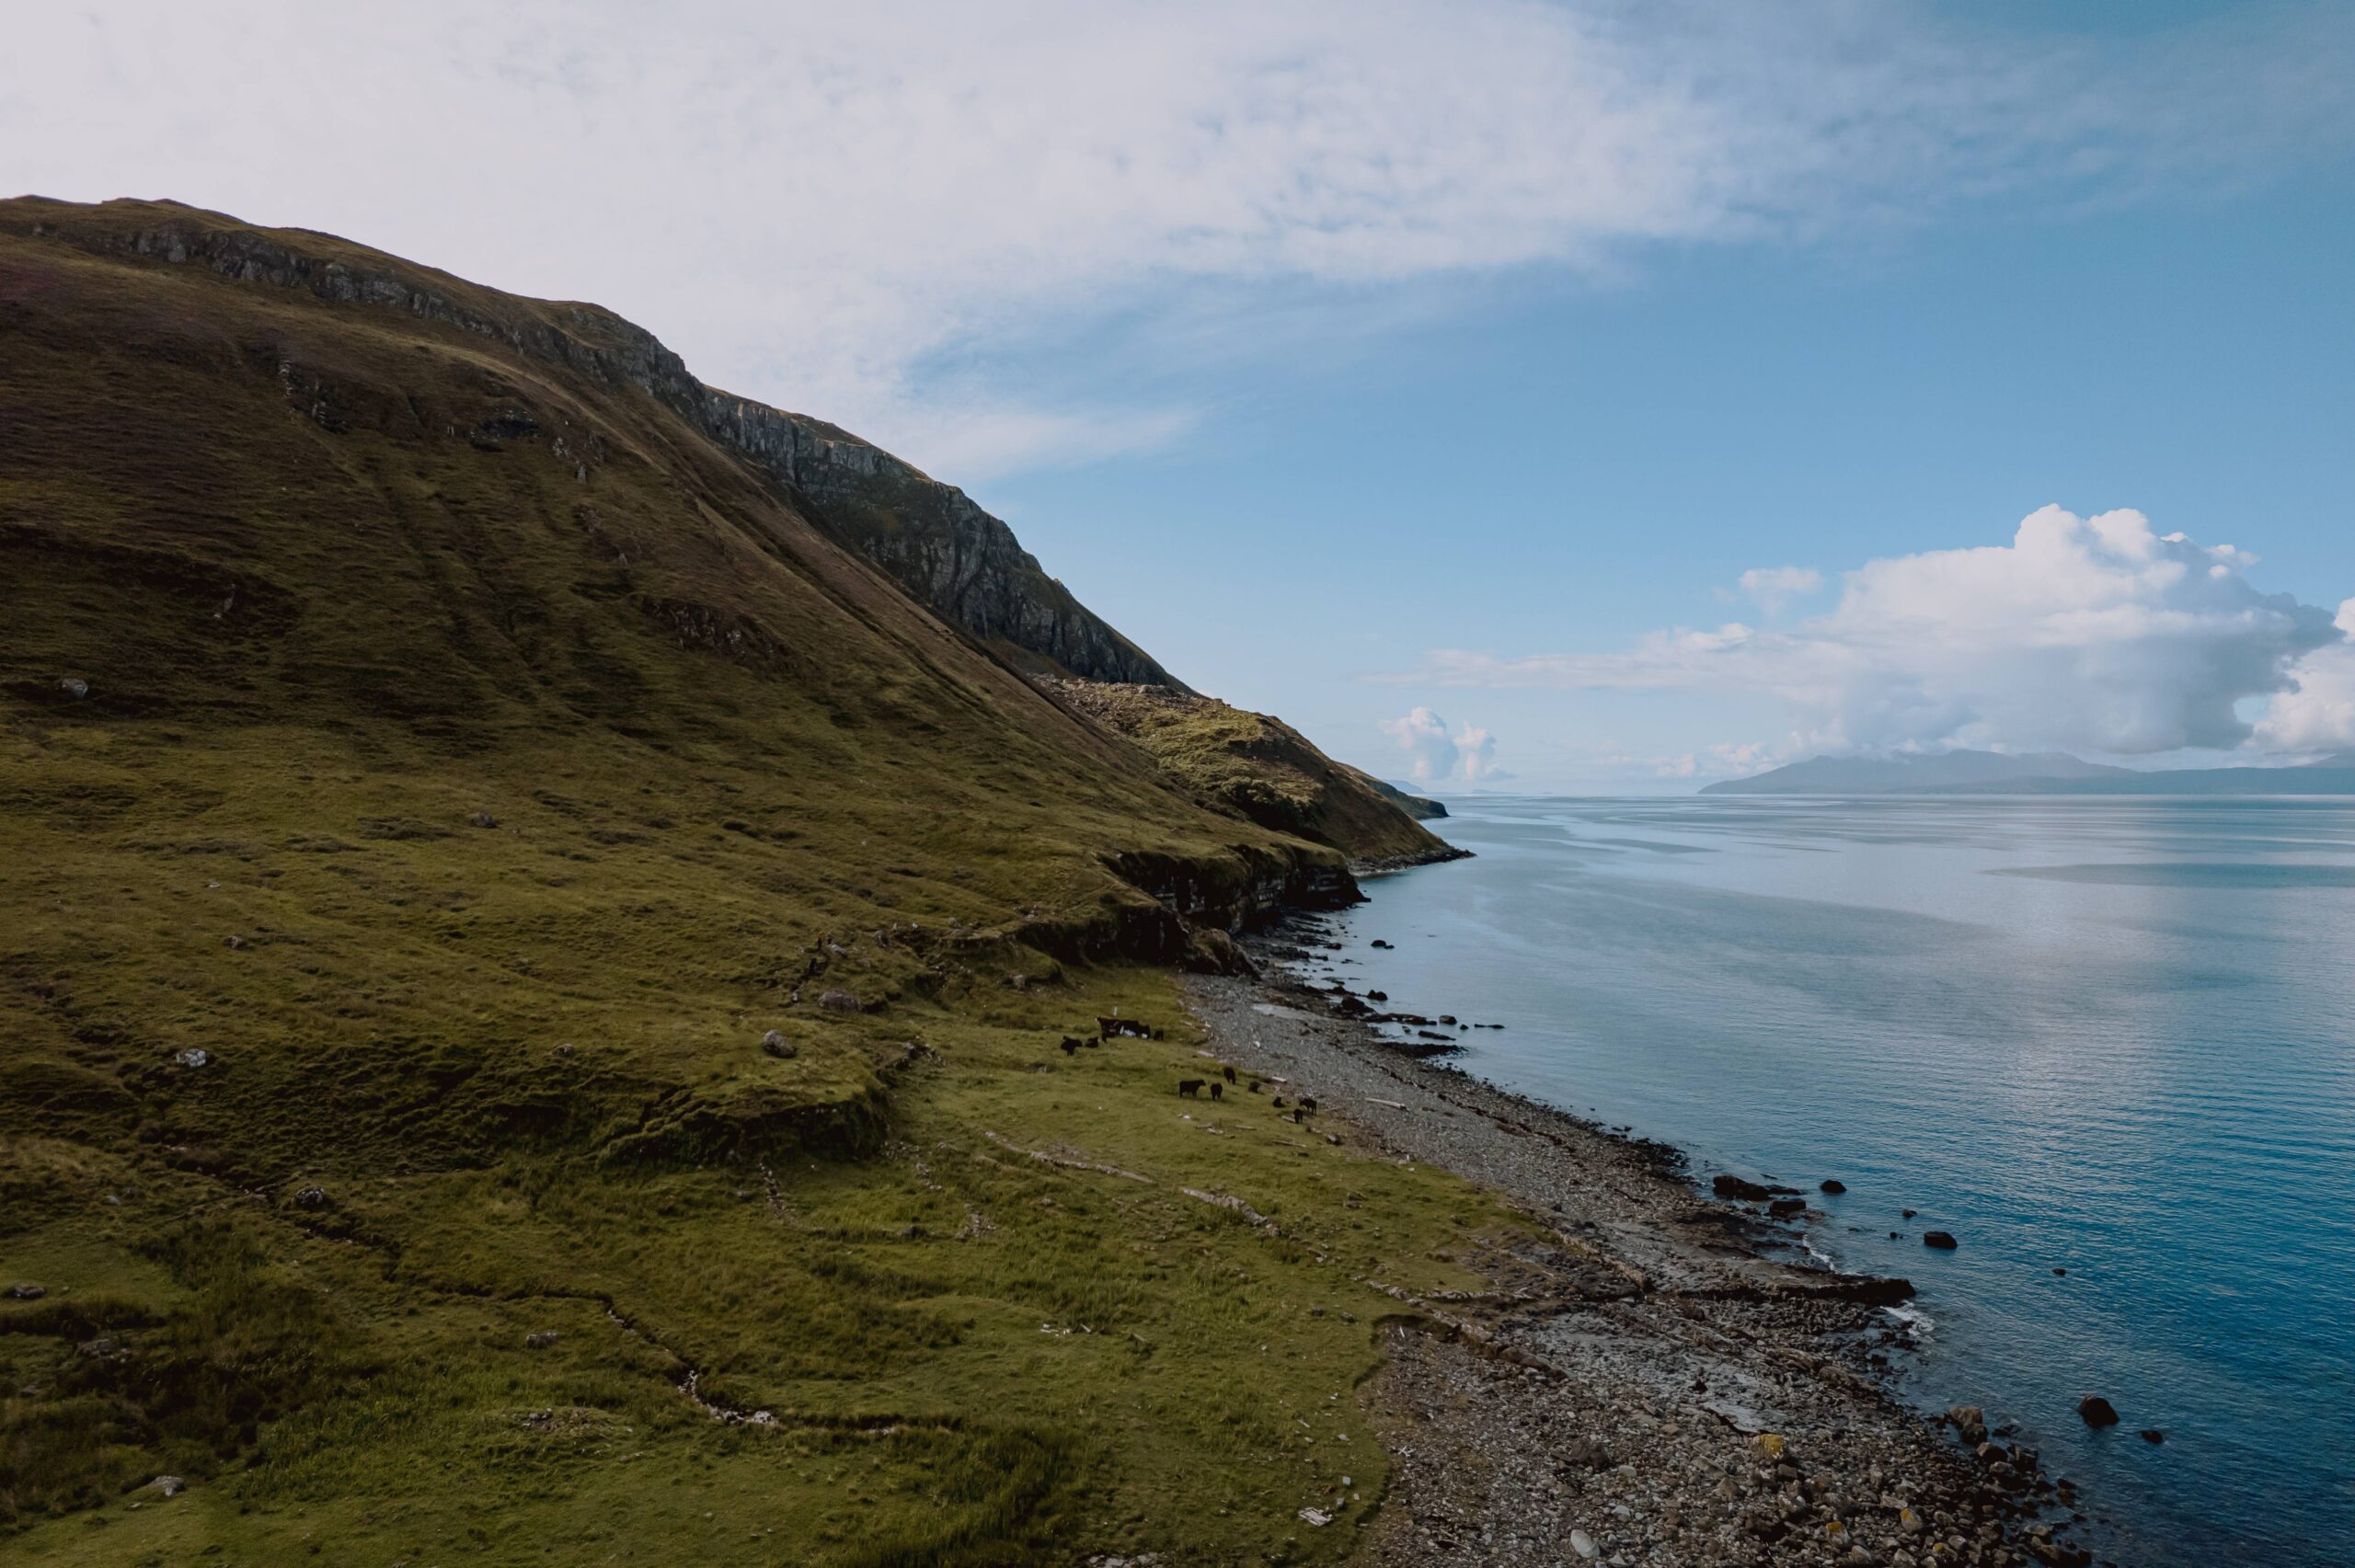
xmin=1209 ymin=1081 xmax=1223 ymax=1101
xmin=1271 ymin=1095 xmax=1287 ymax=1108
xmin=1097 ymin=1017 xmax=1151 ymax=1040
xmin=1059 ymin=1036 xmax=1080 ymax=1056
xmin=1247 ymin=1080 xmax=1261 ymax=1093
xmin=1221 ymin=1065 xmax=1236 ymax=1083
xmin=1289 ymin=1107 xmax=1305 ymax=1124
xmin=1297 ymin=1095 xmax=1317 ymax=1113
xmin=1178 ymin=1079 xmax=1204 ymax=1098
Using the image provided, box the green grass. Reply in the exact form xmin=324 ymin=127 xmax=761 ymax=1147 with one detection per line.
xmin=3 ymin=951 xmax=1532 ymax=1564
xmin=1041 ymin=681 xmax=1453 ymax=867
xmin=0 ymin=199 xmax=1531 ymax=1564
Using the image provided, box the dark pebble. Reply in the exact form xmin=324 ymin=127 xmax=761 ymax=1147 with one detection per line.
xmin=1923 ymin=1230 xmax=1959 ymax=1250
xmin=1820 ymin=1179 xmax=1846 ymax=1195
xmin=2138 ymin=1428 xmax=2165 ymax=1445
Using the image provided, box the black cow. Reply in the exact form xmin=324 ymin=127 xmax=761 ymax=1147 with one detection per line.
xmin=1209 ymin=1081 xmax=1223 ymax=1102
xmin=1221 ymin=1065 xmax=1236 ymax=1083
xmin=1059 ymin=1036 xmax=1081 ymax=1056
xmin=1098 ymin=1017 xmax=1152 ymax=1041
xmin=1178 ymin=1079 xmax=1204 ymax=1097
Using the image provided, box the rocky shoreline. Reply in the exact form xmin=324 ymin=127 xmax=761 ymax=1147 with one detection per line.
xmin=1185 ymin=911 xmax=2114 ymax=1568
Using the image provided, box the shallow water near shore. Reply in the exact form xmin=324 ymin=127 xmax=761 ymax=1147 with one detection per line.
xmin=1322 ymin=795 xmax=2355 ymax=1566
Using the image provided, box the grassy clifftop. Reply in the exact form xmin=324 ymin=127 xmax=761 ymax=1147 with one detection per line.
xmin=0 ymin=199 xmax=1522 ymax=1563
xmin=1041 ymin=681 xmax=1464 ymax=870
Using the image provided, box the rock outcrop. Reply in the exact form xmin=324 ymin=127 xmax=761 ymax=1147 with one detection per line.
xmin=1039 ymin=679 xmax=1467 ymax=870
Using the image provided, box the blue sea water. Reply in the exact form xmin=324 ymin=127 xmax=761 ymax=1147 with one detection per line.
xmin=1320 ymin=796 xmax=2355 ymax=1566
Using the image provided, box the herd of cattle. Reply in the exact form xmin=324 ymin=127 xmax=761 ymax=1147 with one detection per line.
xmin=1055 ymin=1016 xmax=1320 ymax=1122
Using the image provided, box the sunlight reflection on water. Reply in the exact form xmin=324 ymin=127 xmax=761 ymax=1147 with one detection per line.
xmin=1323 ymin=796 xmax=2355 ymax=1566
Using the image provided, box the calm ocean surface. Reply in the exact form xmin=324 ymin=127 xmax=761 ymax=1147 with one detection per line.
xmin=1322 ymin=796 xmax=2355 ymax=1565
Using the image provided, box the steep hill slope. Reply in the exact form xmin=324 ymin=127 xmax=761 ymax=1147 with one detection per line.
xmin=11 ymin=198 xmax=1172 ymax=688
xmin=0 ymin=199 xmax=1520 ymax=1564
xmin=1344 ymin=767 xmax=1449 ymax=820
xmin=1039 ymin=680 xmax=1465 ymax=869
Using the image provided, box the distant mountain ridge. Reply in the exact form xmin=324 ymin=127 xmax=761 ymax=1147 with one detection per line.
xmin=1702 ymin=750 xmax=2130 ymax=795
xmin=1705 ymin=749 xmax=2355 ymax=796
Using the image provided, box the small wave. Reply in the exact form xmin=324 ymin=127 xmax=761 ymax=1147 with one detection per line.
xmin=1884 ymin=1302 xmax=1936 ymax=1339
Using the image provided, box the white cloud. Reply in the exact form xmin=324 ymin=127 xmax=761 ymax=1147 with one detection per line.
xmin=1384 ymin=506 xmax=2342 ymax=757
xmin=1453 ymin=722 xmax=1505 ymax=783
xmin=4 ymin=2 xmax=2348 ymax=477
xmin=1378 ymin=707 xmax=1506 ymax=784
xmin=1648 ymin=740 xmax=1786 ymax=781
xmin=1736 ymin=566 xmax=1823 ymax=615
xmin=2257 ymin=599 xmax=2355 ymax=754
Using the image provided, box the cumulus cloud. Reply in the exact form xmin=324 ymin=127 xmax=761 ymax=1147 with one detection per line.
xmin=2257 ymin=599 xmax=2355 ymax=753
xmin=1378 ymin=707 xmax=1506 ymax=784
xmin=1384 ymin=507 xmax=2342 ymax=757
xmin=1648 ymin=741 xmax=1786 ymax=780
xmin=5 ymin=2 xmax=2349 ymax=476
xmin=1736 ymin=566 xmax=1823 ymax=615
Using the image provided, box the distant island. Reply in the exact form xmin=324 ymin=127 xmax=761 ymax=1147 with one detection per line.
xmin=1705 ymin=748 xmax=2355 ymax=795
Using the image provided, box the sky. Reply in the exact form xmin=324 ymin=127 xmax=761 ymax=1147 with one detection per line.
xmin=7 ymin=0 xmax=2353 ymax=791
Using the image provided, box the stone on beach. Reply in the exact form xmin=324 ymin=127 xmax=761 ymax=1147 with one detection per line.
xmin=1182 ymin=947 xmax=2095 ymax=1568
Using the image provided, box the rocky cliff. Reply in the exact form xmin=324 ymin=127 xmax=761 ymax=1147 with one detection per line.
xmin=15 ymin=198 xmax=1175 ymax=687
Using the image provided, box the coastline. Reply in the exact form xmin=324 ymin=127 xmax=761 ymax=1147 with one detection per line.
xmin=1186 ymin=910 xmax=2101 ymax=1568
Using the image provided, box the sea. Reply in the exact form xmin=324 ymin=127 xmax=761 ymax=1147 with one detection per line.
xmin=1315 ymin=795 xmax=2355 ymax=1566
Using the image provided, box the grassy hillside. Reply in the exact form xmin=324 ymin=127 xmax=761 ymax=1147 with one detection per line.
xmin=1338 ymin=767 xmax=1447 ymax=822
xmin=0 ymin=199 xmax=1529 ymax=1562
xmin=1040 ymin=681 xmax=1463 ymax=870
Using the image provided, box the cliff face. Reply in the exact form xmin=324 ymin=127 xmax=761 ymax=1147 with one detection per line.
xmin=18 ymin=198 xmax=1175 ymax=687
xmin=704 ymin=394 xmax=1177 ymax=685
